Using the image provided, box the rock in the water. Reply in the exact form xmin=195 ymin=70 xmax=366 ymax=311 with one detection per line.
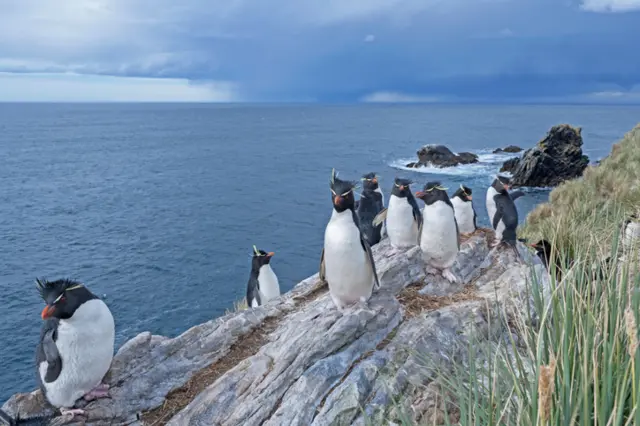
xmin=2 ymin=232 xmax=549 ymax=426
xmin=510 ymin=124 xmax=589 ymax=188
xmin=409 ymin=145 xmax=478 ymax=168
xmin=493 ymin=145 xmax=523 ymax=154
xmin=500 ymin=157 xmax=521 ymax=173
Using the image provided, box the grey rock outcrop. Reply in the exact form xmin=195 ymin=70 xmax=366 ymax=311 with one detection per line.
xmin=406 ymin=145 xmax=478 ymax=168
xmin=500 ymin=157 xmax=521 ymax=173
xmin=510 ymin=124 xmax=590 ymax=188
xmin=2 ymin=231 xmax=549 ymax=426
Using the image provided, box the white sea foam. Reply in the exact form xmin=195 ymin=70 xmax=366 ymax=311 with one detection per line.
xmin=389 ymin=149 xmax=520 ymax=177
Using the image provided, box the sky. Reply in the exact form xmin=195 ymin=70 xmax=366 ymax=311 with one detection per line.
xmin=0 ymin=0 xmax=639 ymax=102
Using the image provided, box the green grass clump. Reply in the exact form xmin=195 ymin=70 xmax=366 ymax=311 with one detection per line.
xmin=225 ymin=297 xmax=248 ymax=315
xmin=520 ymin=124 xmax=640 ymax=254
xmin=394 ymin=125 xmax=640 ymax=425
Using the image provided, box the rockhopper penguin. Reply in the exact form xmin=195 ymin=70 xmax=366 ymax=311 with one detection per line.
xmin=450 ymin=184 xmax=477 ymax=235
xmin=623 ymin=213 xmax=640 ymax=254
xmin=356 ymin=172 xmax=385 ymax=246
xmin=35 ymin=278 xmax=115 ymax=420
xmin=320 ymin=169 xmax=380 ymax=311
xmin=486 ymin=176 xmax=519 ymax=248
xmin=372 ymin=177 xmax=422 ymax=249
xmin=246 ymin=246 xmax=280 ymax=307
xmin=415 ymin=182 xmax=461 ymax=283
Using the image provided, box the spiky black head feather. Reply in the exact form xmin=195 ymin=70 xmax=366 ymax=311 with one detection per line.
xmin=251 ymin=246 xmax=274 ymax=270
xmin=416 ymin=181 xmax=450 ymax=205
xmin=391 ymin=177 xmax=413 ymax=198
xmin=36 ymin=278 xmax=97 ymax=320
xmin=452 ymin=185 xmax=473 ymax=202
xmin=361 ymin=172 xmax=379 ymax=192
xmin=329 ymin=169 xmax=357 ymax=212
xmin=491 ymin=175 xmax=511 ymax=194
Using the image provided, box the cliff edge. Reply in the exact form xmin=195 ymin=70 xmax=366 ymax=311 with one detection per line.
xmin=2 ymin=229 xmax=548 ymax=426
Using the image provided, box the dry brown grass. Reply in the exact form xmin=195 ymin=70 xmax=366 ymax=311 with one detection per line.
xmin=398 ymin=282 xmax=482 ymax=319
xmin=141 ymin=316 xmax=280 ymax=426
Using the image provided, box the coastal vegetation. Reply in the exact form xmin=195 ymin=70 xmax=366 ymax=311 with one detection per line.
xmin=402 ymin=125 xmax=640 ymax=425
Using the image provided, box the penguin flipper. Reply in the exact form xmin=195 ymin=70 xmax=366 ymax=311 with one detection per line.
xmin=360 ymin=236 xmax=380 ymax=289
xmin=473 ymin=207 xmax=478 ymax=231
xmin=454 ymin=217 xmax=461 ymax=250
xmin=492 ymin=202 xmax=504 ymax=231
xmin=40 ymin=323 xmax=63 ymax=383
xmin=319 ymin=248 xmax=326 ymax=282
xmin=510 ymin=190 xmax=525 ymax=201
xmin=371 ymin=208 xmax=388 ymax=227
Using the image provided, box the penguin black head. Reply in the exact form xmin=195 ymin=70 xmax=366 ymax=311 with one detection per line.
xmin=251 ymin=245 xmax=274 ymax=270
xmin=530 ymin=239 xmax=553 ymax=264
xmin=361 ymin=172 xmax=380 ymax=192
xmin=391 ymin=177 xmax=413 ymax=198
xmin=452 ymin=184 xmax=473 ymax=202
xmin=330 ymin=169 xmax=357 ymax=213
xmin=491 ymin=175 xmax=511 ymax=194
xmin=624 ymin=213 xmax=639 ymax=227
xmin=36 ymin=278 xmax=97 ymax=321
xmin=415 ymin=181 xmax=450 ymax=206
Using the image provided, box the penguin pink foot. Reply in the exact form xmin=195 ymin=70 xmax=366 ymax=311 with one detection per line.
xmin=60 ymin=408 xmax=86 ymax=419
xmin=83 ymin=385 xmax=111 ymax=401
xmin=490 ymin=239 xmax=501 ymax=248
xmin=424 ymin=265 xmax=439 ymax=276
xmin=441 ymin=268 xmax=458 ymax=283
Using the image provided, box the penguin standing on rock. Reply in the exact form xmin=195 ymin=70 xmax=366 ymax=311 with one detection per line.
xmin=372 ymin=178 xmax=422 ymax=249
xmin=415 ymin=182 xmax=460 ymax=283
xmin=320 ymin=169 xmax=380 ymax=311
xmin=486 ymin=176 xmax=519 ymax=248
xmin=35 ymin=278 xmax=115 ymax=420
xmin=246 ymin=246 xmax=280 ymax=307
xmin=356 ymin=172 xmax=385 ymax=246
xmin=450 ymin=184 xmax=477 ymax=235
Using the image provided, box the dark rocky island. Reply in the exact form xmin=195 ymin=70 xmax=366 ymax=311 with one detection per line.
xmin=493 ymin=145 xmax=522 ymax=154
xmin=406 ymin=144 xmax=478 ymax=168
xmin=503 ymin=124 xmax=589 ymax=188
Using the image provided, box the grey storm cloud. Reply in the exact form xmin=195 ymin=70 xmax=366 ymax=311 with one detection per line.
xmin=0 ymin=0 xmax=639 ymax=101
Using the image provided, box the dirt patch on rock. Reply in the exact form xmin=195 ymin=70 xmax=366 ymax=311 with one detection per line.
xmin=141 ymin=316 xmax=280 ymax=425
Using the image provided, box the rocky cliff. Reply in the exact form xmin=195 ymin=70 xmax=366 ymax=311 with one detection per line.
xmin=2 ymin=230 xmax=549 ymax=426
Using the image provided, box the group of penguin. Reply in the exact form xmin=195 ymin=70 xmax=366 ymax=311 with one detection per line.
xmin=0 ymin=170 xmax=527 ymax=425
xmin=3 ymin=168 xmax=637 ymax=426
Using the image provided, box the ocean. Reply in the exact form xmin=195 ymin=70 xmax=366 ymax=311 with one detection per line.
xmin=1 ymin=103 xmax=638 ymax=402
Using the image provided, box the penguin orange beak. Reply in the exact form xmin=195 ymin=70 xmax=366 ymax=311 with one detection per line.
xmin=372 ymin=177 xmax=378 ymax=184
xmin=415 ymin=191 xmax=424 ymax=197
xmin=504 ymin=184 xmax=510 ymax=191
xmin=267 ymin=252 xmax=275 ymax=257
xmin=468 ymin=195 xmax=473 ymax=200
xmin=399 ymin=185 xmax=406 ymax=191
xmin=41 ymin=305 xmax=55 ymax=320
xmin=334 ymin=195 xmax=342 ymax=205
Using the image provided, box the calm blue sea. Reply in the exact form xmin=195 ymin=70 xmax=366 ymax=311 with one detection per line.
xmin=1 ymin=103 xmax=639 ymax=402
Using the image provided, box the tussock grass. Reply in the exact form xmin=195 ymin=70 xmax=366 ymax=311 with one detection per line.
xmin=392 ymin=125 xmax=640 ymax=425
xmin=520 ymin=124 xmax=640 ymax=254
xmin=225 ymin=297 xmax=248 ymax=314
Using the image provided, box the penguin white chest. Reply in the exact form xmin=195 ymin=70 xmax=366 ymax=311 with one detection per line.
xmin=40 ymin=299 xmax=115 ymax=408
xmin=386 ymin=195 xmax=418 ymax=248
xmin=624 ymin=221 xmax=640 ymax=253
xmin=486 ymin=187 xmax=499 ymax=228
xmin=451 ymin=197 xmax=475 ymax=234
xmin=324 ymin=210 xmax=374 ymax=306
xmin=420 ymin=202 xmax=459 ymax=269
xmin=258 ymin=265 xmax=280 ymax=303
